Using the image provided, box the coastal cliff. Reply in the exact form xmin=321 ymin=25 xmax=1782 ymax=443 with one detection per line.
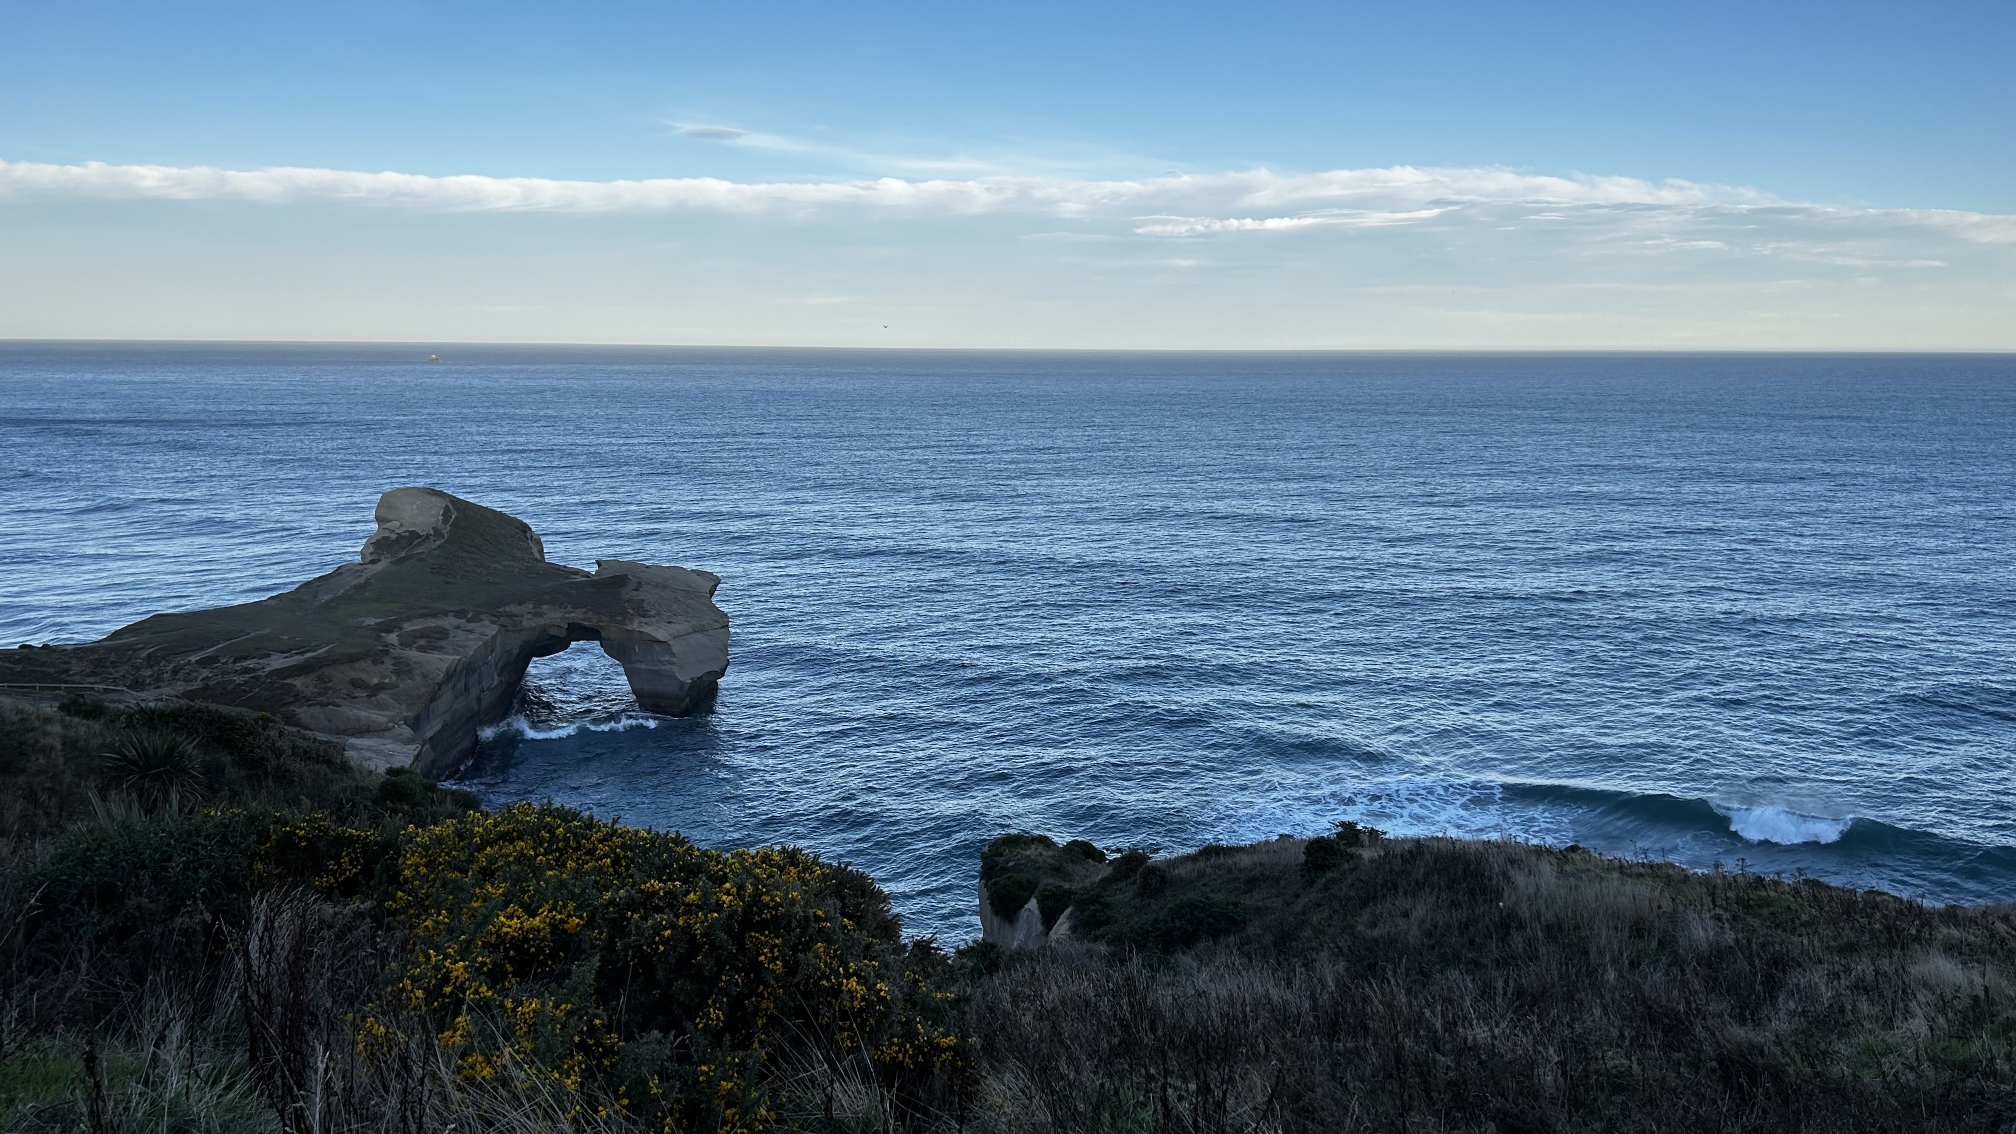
xmin=0 ymin=488 xmax=729 ymax=776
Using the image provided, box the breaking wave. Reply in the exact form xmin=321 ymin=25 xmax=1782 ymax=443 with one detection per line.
xmin=478 ymin=712 xmax=664 ymax=742
xmin=1719 ymin=805 xmax=1855 ymax=845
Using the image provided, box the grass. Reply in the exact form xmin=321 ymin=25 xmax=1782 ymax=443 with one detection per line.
xmin=99 ymin=729 xmax=205 ymax=810
xmin=0 ymin=982 xmax=281 ymax=1134
xmin=957 ymin=833 xmax=2016 ymax=1133
xmin=0 ymin=694 xmax=443 ymax=842
xmin=0 ymin=695 xmax=962 ymax=1134
xmin=4 ymin=692 xmax=2015 ymax=1132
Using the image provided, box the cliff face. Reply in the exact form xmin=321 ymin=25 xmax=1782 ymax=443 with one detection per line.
xmin=1 ymin=488 xmax=729 ymax=776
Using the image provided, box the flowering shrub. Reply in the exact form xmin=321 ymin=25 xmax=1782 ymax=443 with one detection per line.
xmin=255 ymin=813 xmax=389 ymax=897
xmin=376 ymin=802 xmax=965 ymax=1131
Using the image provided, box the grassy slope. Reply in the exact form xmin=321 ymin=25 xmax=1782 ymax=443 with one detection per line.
xmin=7 ymin=693 xmax=2016 ymax=1133
xmin=0 ymin=697 xmax=957 ymax=1134
xmin=0 ymin=694 xmax=469 ymax=841
xmin=959 ymin=833 xmax=2016 ymax=1132
xmin=0 ymin=695 xmax=480 ymax=1133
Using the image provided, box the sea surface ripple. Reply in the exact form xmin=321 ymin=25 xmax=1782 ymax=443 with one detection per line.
xmin=2 ymin=344 xmax=2012 ymax=937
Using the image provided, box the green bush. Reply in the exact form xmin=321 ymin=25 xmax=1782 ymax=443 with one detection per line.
xmin=1139 ymin=895 xmax=1247 ymax=950
xmin=1106 ymin=847 xmax=1151 ymax=882
xmin=1060 ymin=839 xmax=1105 ymax=864
xmin=979 ymin=834 xmax=1054 ymax=919
xmin=100 ymin=728 xmax=206 ymax=809
xmin=374 ymin=765 xmax=479 ymax=815
xmin=24 ymin=810 xmax=264 ymax=987
xmin=123 ymin=702 xmax=271 ymax=762
xmin=1134 ymin=862 xmax=1168 ymax=898
xmin=1330 ymin=819 xmax=1381 ymax=847
xmin=1036 ymin=884 xmax=1079 ymax=932
xmin=377 ymin=802 xmax=966 ymax=1131
xmin=980 ymin=833 xmax=1114 ymax=925
xmin=1301 ymin=834 xmax=1345 ymax=876
xmin=56 ymin=694 xmax=112 ymax=721
xmin=375 ymin=766 xmax=429 ymax=805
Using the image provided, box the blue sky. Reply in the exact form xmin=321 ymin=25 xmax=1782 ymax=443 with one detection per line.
xmin=3 ymin=0 xmax=2012 ymax=347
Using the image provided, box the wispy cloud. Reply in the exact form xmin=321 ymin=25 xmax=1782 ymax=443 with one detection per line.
xmin=665 ymin=121 xmax=1026 ymax=176
xmin=1133 ymin=207 xmax=1451 ymax=236
xmin=1883 ymin=208 xmax=2016 ymax=245
xmin=3 ymin=158 xmax=2013 ymax=251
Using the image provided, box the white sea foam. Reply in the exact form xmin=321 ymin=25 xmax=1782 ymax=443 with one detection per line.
xmin=1722 ymin=805 xmax=1854 ymax=845
xmin=478 ymin=712 xmax=663 ymax=742
xmin=1212 ymin=774 xmax=1579 ymax=850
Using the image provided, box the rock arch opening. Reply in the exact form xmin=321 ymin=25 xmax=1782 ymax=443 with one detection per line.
xmin=511 ymin=635 xmax=645 ymax=730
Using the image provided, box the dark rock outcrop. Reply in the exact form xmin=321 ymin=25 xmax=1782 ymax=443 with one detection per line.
xmin=1 ymin=488 xmax=729 ymax=776
xmin=978 ymin=834 xmax=1110 ymax=948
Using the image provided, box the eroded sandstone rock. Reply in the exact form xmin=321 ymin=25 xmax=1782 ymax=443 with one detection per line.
xmin=977 ymin=834 xmax=1109 ymax=949
xmin=1 ymin=488 xmax=729 ymax=776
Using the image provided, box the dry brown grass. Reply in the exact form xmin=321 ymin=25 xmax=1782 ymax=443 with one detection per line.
xmin=956 ymin=837 xmax=2016 ymax=1134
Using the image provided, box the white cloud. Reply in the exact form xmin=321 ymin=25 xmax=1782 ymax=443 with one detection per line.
xmin=1133 ymin=207 xmax=1451 ymax=236
xmin=1638 ymin=237 xmax=1729 ymax=251
xmin=1885 ymin=208 xmax=2016 ymax=245
xmin=1 ymin=158 xmax=2012 ymax=254
xmin=664 ymin=123 xmax=1028 ymax=176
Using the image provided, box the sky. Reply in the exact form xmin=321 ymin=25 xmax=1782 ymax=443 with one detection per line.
xmin=2 ymin=0 xmax=2012 ymax=348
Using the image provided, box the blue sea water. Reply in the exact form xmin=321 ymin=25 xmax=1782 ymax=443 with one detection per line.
xmin=2 ymin=343 xmax=2013 ymax=937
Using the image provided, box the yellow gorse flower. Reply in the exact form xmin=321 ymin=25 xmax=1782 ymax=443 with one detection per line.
xmin=373 ymin=802 xmax=964 ymax=1132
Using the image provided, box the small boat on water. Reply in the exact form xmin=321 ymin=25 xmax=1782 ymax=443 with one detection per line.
xmin=427 ymin=355 xmax=440 ymax=363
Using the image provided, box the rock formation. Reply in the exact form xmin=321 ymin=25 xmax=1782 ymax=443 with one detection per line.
xmin=1 ymin=488 xmax=729 ymax=776
xmin=977 ymin=834 xmax=1109 ymax=949
xmin=978 ymin=877 xmax=1072 ymax=948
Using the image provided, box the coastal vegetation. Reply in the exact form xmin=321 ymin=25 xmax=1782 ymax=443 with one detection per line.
xmin=2 ymin=695 xmax=2013 ymax=1131
xmin=964 ymin=830 xmax=2016 ymax=1131
xmin=0 ymin=696 xmax=959 ymax=1133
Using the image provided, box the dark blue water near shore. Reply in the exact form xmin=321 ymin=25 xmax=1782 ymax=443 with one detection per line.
xmin=3 ymin=343 xmax=2013 ymax=936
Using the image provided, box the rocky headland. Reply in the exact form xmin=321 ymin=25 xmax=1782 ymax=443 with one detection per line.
xmin=0 ymin=487 xmax=728 ymax=776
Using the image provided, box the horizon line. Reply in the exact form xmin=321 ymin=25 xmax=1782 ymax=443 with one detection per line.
xmin=3 ymin=338 xmax=2013 ymax=357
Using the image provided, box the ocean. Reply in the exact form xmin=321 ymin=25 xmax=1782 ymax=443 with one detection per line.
xmin=3 ymin=343 xmax=2012 ymax=937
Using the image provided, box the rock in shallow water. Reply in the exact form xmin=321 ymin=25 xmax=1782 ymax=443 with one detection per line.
xmin=1 ymin=487 xmax=729 ymax=776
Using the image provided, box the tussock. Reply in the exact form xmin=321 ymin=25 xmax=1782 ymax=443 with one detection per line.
xmin=957 ymin=836 xmax=2016 ymax=1132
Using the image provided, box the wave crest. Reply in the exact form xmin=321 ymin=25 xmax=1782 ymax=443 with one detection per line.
xmin=1721 ymin=805 xmax=1854 ymax=845
xmin=478 ymin=712 xmax=663 ymax=742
